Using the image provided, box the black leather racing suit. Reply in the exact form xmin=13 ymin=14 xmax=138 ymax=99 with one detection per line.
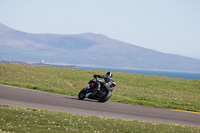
xmin=93 ymin=74 xmax=113 ymax=91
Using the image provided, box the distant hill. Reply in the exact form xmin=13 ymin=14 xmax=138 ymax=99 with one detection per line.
xmin=1 ymin=23 xmax=200 ymax=72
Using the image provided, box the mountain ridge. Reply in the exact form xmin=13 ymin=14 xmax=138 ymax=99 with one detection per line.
xmin=1 ymin=23 xmax=200 ymax=72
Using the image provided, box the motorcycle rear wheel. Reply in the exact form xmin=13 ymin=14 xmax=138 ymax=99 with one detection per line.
xmin=98 ymin=90 xmax=112 ymax=103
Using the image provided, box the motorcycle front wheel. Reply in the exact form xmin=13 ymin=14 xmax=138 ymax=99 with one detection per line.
xmin=78 ymin=89 xmax=86 ymax=100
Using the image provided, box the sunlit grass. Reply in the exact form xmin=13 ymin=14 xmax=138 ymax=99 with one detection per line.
xmin=0 ymin=63 xmax=200 ymax=112
xmin=0 ymin=105 xmax=200 ymax=133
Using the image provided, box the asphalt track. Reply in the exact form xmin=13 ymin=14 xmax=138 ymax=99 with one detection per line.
xmin=0 ymin=84 xmax=200 ymax=127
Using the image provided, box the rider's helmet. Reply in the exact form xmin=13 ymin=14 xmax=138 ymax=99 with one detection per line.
xmin=106 ymin=72 xmax=113 ymax=77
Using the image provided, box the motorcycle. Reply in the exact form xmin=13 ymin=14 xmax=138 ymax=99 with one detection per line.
xmin=78 ymin=77 xmax=116 ymax=102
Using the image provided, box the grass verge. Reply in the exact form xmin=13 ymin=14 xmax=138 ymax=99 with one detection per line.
xmin=0 ymin=105 xmax=200 ymax=133
xmin=0 ymin=63 xmax=200 ymax=112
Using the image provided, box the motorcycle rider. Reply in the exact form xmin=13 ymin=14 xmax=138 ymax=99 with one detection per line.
xmin=93 ymin=72 xmax=114 ymax=91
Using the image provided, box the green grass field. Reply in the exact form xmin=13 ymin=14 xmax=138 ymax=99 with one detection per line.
xmin=0 ymin=63 xmax=200 ymax=112
xmin=1 ymin=105 xmax=200 ymax=133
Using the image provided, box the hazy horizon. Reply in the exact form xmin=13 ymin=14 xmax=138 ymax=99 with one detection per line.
xmin=0 ymin=0 xmax=200 ymax=59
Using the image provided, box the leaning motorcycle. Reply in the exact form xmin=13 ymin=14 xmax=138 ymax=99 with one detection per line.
xmin=78 ymin=77 xmax=116 ymax=102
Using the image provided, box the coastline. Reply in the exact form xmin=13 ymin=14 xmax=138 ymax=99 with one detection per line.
xmin=1 ymin=60 xmax=200 ymax=79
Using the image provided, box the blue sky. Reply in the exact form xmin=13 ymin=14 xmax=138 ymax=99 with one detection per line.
xmin=0 ymin=0 xmax=200 ymax=59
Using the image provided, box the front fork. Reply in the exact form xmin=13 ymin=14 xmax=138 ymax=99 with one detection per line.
xmin=84 ymin=84 xmax=91 ymax=98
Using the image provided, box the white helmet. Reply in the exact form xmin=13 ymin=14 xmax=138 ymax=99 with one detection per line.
xmin=106 ymin=72 xmax=113 ymax=77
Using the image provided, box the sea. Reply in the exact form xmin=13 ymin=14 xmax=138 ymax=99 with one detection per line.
xmin=77 ymin=66 xmax=200 ymax=80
